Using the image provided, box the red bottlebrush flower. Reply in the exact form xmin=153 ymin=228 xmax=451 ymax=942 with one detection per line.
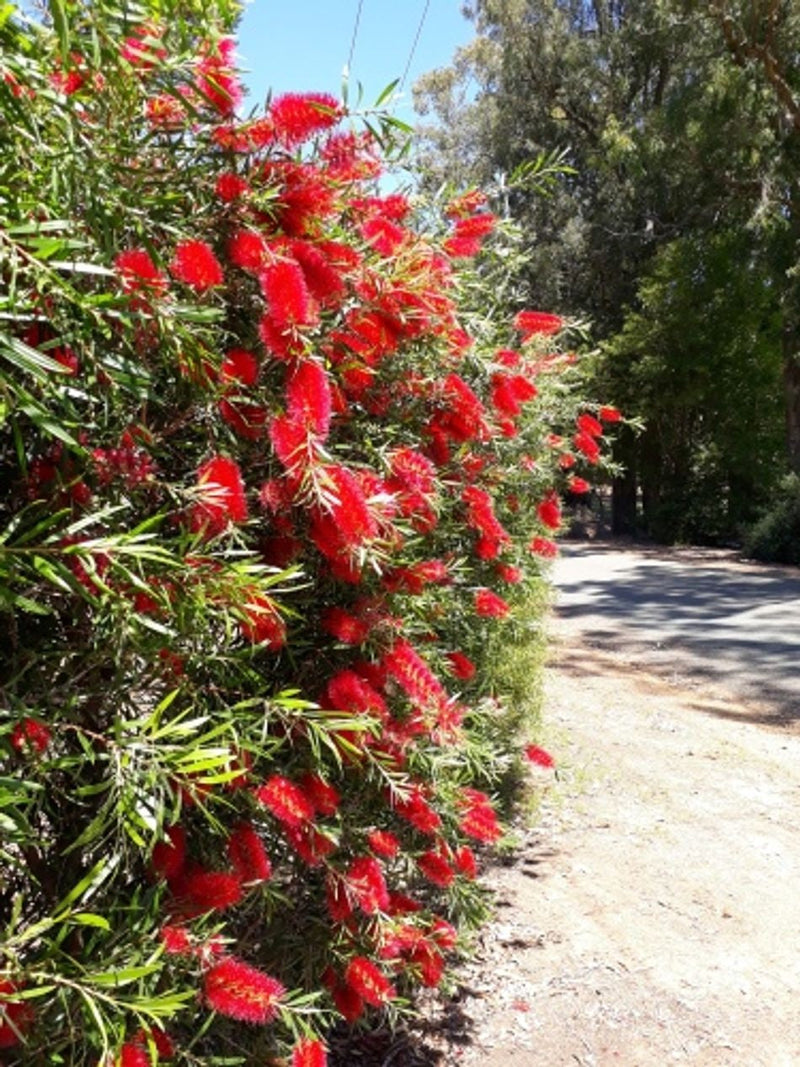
xmin=299 ymin=772 xmax=341 ymax=817
xmin=430 ymin=917 xmax=458 ymax=949
xmin=259 ymin=313 xmax=307 ymax=363
xmin=323 ymin=967 xmax=364 ymax=1022
xmin=10 ymin=717 xmax=51 ymax=755
xmin=410 ymin=941 xmax=445 ymax=987
xmin=525 ymin=744 xmax=556 ymax=769
xmin=514 ymin=310 xmax=564 ymax=338
xmin=183 ymin=868 xmax=243 ymax=912
xmin=392 ymin=787 xmax=442 ymax=836
xmin=325 ymin=873 xmax=354 ymax=922
xmin=353 ymin=659 xmax=388 ymax=693
xmin=600 ymin=405 xmax=622 ymax=422
xmin=195 ymin=37 xmax=242 ymax=115
xmin=286 ymin=360 xmax=332 ymax=438
xmin=495 ymin=347 xmax=522 ymax=367
xmin=189 ymin=455 xmax=248 ymax=537
xmin=260 ymin=259 xmax=315 ymax=330
xmin=453 ymin=845 xmax=478 ymax=879
xmin=568 ymin=476 xmax=591 ymax=495
xmin=227 ymin=229 xmax=268 ymax=273
xmin=133 ymin=1026 xmax=174 ymax=1059
xmin=496 ymin=563 xmax=523 ymax=584
xmin=387 ymin=447 xmax=437 ymax=497
xmin=145 ymin=92 xmax=187 ymax=128
xmin=445 ymin=651 xmax=476 ymax=681
xmin=537 ymin=492 xmax=562 ymax=530
xmin=443 ymin=233 xmax=483 ymax=259
xmin=386 ymin=892 xmax=423 ymax=916
xmin=284 ymin=823 xmax=337 ymax=867
xmin=292 ymin=1036 xmax=327 ymax=1067
xmin=151 ymin=825 xmax=186 ymax=883
xmin=529 ymin=535 xmax=558 ymax=559
xmin=439 ymin=373 xmax=489 ymax=442
xmin=0 ymin=980 xmax=34 ymax=1049
xmin=445 ymin=188 xmax=488 ymax=218
xmin=215 ymin=172 xmax=249 ymax=202
xmin=269 ymin=413 xmax=313 ymax=472
xmin=228 ymin=822 xmax=272 ymax=883
xmin=417 ymin=850 xmax=455 ymax=888
xmin=474 ymin=588 xmax=510 ymax=619
xmin=270 ymin=91 xmax=341 ymax=146
xmin=287 ymin=240 xmax=346 ymax=307
xmin=114 ymin=248 xmax=168 ymax=296
xmin=117 ymin=1043 xmax=150 ymax=1067
xmin=360 ymin=216 xmax=408 ymax=256
xmin=576 ymin=412 xmax=603 ymax=438
xmin=458 ymin=794 xmax=502 ymax=843
xmin=346 ymin=856 xmax=390 ymax=915
xmin=573 ymin=431 xmax=600 ymax=464
xmin=344 ymin=957 xmax=396 ymax=1009
xmin=160 ymin=923 xmax=192 ymax=956
xmin=559 ymin=452 xmax=576 ymax=469
xmin=453 ymin=213 xmax=497 ymax=239
xmin=240 ymin=594 xmax=286 ymax=648
xmin=320 ymin=606 xmax=370 ymax=645
xmin=50 ymin=67 xmax=84 ymax=95
xmin=204 ymin=957 xmax=286 ymax=1024
xmin=323 ymin=669 xmax=387 ymax=718
xmin=462 ymin=486 xmax=511 ymax=552
xmin=382 ymin=639 xmax=447 ymax=710
xmin=367 ymin=829 xmax=400 ymax=859
xmin=170 ymin=240 xmax=224 ymax=291
xmin=312 ymin=464 xmax=377 ymax=549
xmin=221 ymin=348 xmax=259 ymax=386
xmin=255 ymin=775 xmax=314 ymax=828
xmin=220 ymin=398 xmax=269 ymax=440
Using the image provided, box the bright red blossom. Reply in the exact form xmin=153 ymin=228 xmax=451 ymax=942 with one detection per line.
xmin=292 ymin=1037 xmax=328 ymax=1067
xmin=474 ymin=588 xmax=510 ymax=619
xmin=228 ymin=822 xmax=272 ymax=882
xmin=255 ymin=775 xmax=314 ymax=828
xmin=269 ymin=92 xmax=341 ymax=146
xmin=10 ymin=717 xmax=51 ymax=754
xmin=188 ymin=456 xmax=248 ymax=537
xmin=344 ymin=956 xmax=395 ymax=1008
xmin=203 ymin=957 xmax=286 ymax=1024
xmin=170 ymin=240 xmax=224 ymax=291
xmin=115 ymin=249 xmax=168 ymax=295
xmin=525 ymin=744 xmax=556 ymax=768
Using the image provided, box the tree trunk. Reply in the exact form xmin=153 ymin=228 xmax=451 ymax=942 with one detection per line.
xmin=611 ymin=424 xmax=638 ymax=536
xmin=783 ymin=347 xmax=800 ymax=473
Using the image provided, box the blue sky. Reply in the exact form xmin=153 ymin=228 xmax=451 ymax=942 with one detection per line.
xmin=237 ymin=0 xmax=474 ymax=117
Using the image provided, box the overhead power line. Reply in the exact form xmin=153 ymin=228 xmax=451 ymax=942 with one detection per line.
xmin=399 ymin=0 xmax=431 ymax=92
xmin=346 ymin=0 xmax=364 ymax=75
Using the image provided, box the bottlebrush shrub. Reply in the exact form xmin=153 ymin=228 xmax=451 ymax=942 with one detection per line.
xmin=0 ymin=3 xmax=618 ymax=1064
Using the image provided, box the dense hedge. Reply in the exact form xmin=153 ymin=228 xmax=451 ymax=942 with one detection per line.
xmin=0 ymin=3 xmax=617 ymax=1063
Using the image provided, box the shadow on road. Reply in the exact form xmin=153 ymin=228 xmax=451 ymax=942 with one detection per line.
xmin=552 ymin=543 xmax=800 ymax=726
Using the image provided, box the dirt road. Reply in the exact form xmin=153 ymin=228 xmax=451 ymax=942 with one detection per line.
xmin=419 ymin=544 xmax=800 ymax=1066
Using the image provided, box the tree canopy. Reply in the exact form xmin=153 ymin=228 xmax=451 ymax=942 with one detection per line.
xmin=415 ymin=0 xmax=800 ymax=542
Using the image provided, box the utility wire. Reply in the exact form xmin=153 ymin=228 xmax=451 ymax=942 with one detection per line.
xmin=399 ymin=0 xmax=431 ymax=92
xmin=346 ymin=0 xmax=364 ymax=76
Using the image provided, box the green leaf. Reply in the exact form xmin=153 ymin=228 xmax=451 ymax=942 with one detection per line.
xmin=0 ymin=332 xmax=73 ymax=380
xmin=48 ymin=260 xmax=114 ymax=277
xmin=69 ymin=913 xmax=111 ymax=930
xmin=88 ymin=963 xmax=161 ymax=987
xmin=374 ymin=79 xmax=400 ymax=107
xmin=53 ymin=856 xmax=119 ymax=915
xmin=48 ymin=0 xmax=70 ymax=61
